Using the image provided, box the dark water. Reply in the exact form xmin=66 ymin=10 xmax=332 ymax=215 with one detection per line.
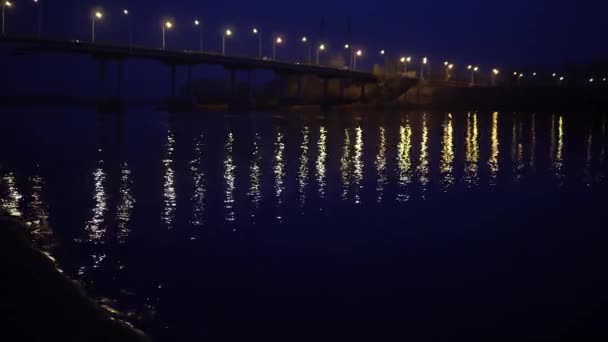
xmin=1 ymin=108 xmax=608 ymax=341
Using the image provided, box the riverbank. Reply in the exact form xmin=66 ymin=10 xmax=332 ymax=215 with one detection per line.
xmin=0 ymin=215 xmax=150 ymax=342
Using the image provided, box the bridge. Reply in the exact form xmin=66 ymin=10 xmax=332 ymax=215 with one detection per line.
xmin=0 ymin=35 xmax=380 ymax=110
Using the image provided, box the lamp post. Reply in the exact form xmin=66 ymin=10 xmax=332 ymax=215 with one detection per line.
xmin=467 ymin=65 xmax=479 ymax=86
xmin=400 ymin=56 xmax=411 ymax=74
xmin=273 ymin=36 xmax=283 ymax=60
xmin=252 ymin=27 xmax=262 ymax=57
xmin=491 ymin=68 xmax=499 ymax=86
xmin=444 ymin=61 xmax=454 ymax=81
xmin=34 ymin=0 xmax=42 ymax=37
xmin=421 ymin=57 xmax=428 ymax=80
xmin=353 ymin=49 xmax=362 ymax=71
xmin=91 ymin=10 xmax=103 ymax=42
xmin=344 ymin=43 xmax=351 ymax=68
xmin=222 ymin=29 xmax=232 ymax=55
xmin=162 ymin=20 xmax=173 ymax=50
xmin=194 ymin=19 xmax=202 ymax=51
xmin=301 ymin=36 xmax=311 ymax=63
xmin=123 ymin=9 xmax=133 ymax=48
xmin=518 ymin=73 xmax=524 ymax=87
xmin=1 ymin=1 xmax=12 ymax=35
xmin=316 ymin=43 xmax=325 ymax=65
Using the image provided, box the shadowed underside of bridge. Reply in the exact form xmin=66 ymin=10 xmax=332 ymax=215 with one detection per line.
xmin=1 ymin=35 xmax=380 ymax=111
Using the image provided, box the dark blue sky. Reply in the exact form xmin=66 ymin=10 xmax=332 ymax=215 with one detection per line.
xmin=2 ymin=0 xmax=607 ymax=95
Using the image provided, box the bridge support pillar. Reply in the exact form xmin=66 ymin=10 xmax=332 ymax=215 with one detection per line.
xmin=98 ymin=59 xmax=106 ymax=100
xmin=117 ymin=61 xmax=124 ymax=97
xmin=296 ymin=76 xmax=304 ymax=104
xmin=171 ymin=64 xmax=177 ymax=97
xmin=360 ymin=83 xmax=366 ymax=102
xmin=186 ymin=65 xmax=197 ymax=107
xmin=246 ymin=69 xmax=255 ymax=109
xmin=339 ymin=80 xmax=345 ymax=103
xmin=321 ymin=77 xmax=330 ymax=108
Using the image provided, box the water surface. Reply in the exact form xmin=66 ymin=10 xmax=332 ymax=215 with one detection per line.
xmin=1 ymin=108 xmax=608 ymax=341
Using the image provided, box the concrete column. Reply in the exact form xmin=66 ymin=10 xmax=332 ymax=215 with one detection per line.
xmin=230 ymin=69 xmax=237 ymax=99
xmin=297 ymin=76 xmax=304 ymax=103
xmin=171 ymin=64 xmax=177 ymax=97
xmin=246 ymin=69 xmax=254 ymax=102
xmin=117 ymin=61 xmax=124 ymax=97
xmin=322 ymin=78 xmax=329 ymax=105
xmin=339 ymin=80 xmax=345 ymax=102
xmin=187 ymin=65 xmax=193 ymax=93
xmin=360 ymin=83 xmax=366 ymax=102
xmin=98 ymin=59 xmax=106 ymax=100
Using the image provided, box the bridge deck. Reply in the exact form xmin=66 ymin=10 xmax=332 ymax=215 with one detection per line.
xmin=0 ymin=35 xmax=378 ymax=82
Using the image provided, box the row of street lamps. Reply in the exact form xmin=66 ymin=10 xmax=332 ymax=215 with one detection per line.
xmin=2 ymin=2 xmax=607 ymax=82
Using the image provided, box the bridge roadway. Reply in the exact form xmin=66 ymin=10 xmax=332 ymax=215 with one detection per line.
xmin=1 ymin=35 xmax=379 ymax=109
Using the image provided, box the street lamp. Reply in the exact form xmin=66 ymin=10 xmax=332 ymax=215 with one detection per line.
xmin=491 ymin=68 xmax=500 ymax=86
xmin=444 ymin=61 xmax=453 ymax=81
xmin=421 ymin=57 xmax=428 ymax=80
xmin=400 ymin=56 xmax=411 ymax=74
xmin=33 ymin=0 xmax=43 ymax=37
xmin=353 ymin=49 xmax=363 ymax=71
xmin=222 ymin=29 xmax=232 ymax=55
xmin=91 ymin=10 xmax=103 ymax=42
xmin=316 ymin=43 xmax=325 ymax=65
xmin=344 ymin=44 xmax=351 ymax=68
xmin=1 ymin=1 xmax=13 ymax=35
xmin=273 ymin=36 xmax=283 ymax=60
xmin=301 ymin=36 xmax=311 ymax=63
xmin=467 ymin=65 xmax=479 ymax=85
xmin=252 ymin=27 xmax=262 ymax=57
xmin=162 ymin=20 xmax=173 ymax=50
xmin=194 ymin=19 xmax=203 ymax=51
xmin=123 ymin=9 xmax=133 ymax=48
xmin=518 ymin=73 xmax=524 ymax=86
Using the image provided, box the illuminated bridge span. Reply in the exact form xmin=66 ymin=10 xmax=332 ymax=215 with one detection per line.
xmin=0 ymin=35 xmax=379 ymax=109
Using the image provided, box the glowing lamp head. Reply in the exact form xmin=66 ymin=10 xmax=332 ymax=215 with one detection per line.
xmin=123 ymin=9 xmax=129 ymax=15
xmin=559 ymin=76 xmax=564 ymax=81
xmin=194 ymin=19 xmax=200 ymax=26
xmin=533 ymin=72 xmax=537 ymax=76
xmin=319 ymin=44 xmax=325 ymax=51
xmin=344 ymin=44 xmax=350 ymax=49
xmin=468 ymin=65 xmax=473 ymax=70
xmin=474 ymin=67 xmax=479 ymax=72
xmin=94 ymin=11 xmax=103 ymax=19
xmin=552 ymin=73 xmax=557 ymax=77
xmin=513 ymin=71 xmax=518 ymax=76
xmin=406 ymin=57 xmax=411 ymax=63
xmin=165 ymin=21 xmax=173 ymax=29
xmin=444 ymin=61 xmax=449 ymax=66
xmin=4 ymin=1 xmax=12 ymax=8
xmin=252 ymin=28 xmax=258 ymax=34
xmin=380 ymin=50 xmax=385 ymax=55
xmin=225 ymin=29 xmax=232 ymax=36
xmin=493 ymin=69 xmax=500 ymax=75
xmin=519 ymin=73 xmax=524 ymax=78
xmin=422 ymin=57 xmax=428 ymax=64
xmin=356 ymin=50 xmax=362 ymax=57
xmin=400 ymin=57 xmax=406 ymax=63
xmin=448 ymin=64 xmax=454 ymax=70
xmin=301 ymin=36 xmax=307 ymax=43
xmin=589 ymin=78 xmax=594 ymax=83
xmin=276 ymin=37 xmax=283 ymax=44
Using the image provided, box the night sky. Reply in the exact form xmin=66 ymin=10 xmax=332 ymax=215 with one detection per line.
xmin=1 ymin=0 xmax=607 ymax=96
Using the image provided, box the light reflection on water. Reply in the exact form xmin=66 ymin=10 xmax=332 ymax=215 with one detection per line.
xmin=2 ymin=110 xmax=608 ymax=341
xmin=441 ymin=113 xmax=455 ymax=191
xmin=396 ymin=118 xmax=413 ymax=203
xmin=161 ymin=130 xmax=177 ymax=228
